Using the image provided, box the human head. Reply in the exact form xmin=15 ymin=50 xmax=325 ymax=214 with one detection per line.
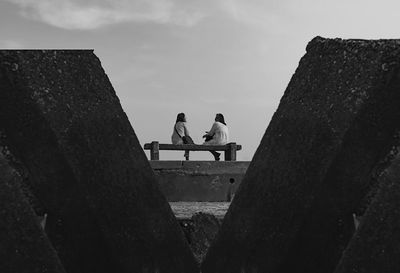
xmin=176 ymin=113 xmax=186 ymax=123
xmin=215 ymin=113 xmax=226 ymax=125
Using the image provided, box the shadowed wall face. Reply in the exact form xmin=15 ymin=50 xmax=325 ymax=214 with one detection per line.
xmin=0 ymin=153 xmax=66 ymax=273
xmin=334 ymin=154 xmax=400 ymax=273
xmin=0 ymin=50 xmax=198 ymax=273
xmin=202 ymin=37 xmax=400 ymax=273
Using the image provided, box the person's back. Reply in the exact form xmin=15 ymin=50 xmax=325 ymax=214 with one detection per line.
xmin=204 ymin=121 xmax=229 ymax=145
xmin=171 ymin=121 xmax=187 ymax=144
xmin=171 ymin=113 xmax=191 ymax=160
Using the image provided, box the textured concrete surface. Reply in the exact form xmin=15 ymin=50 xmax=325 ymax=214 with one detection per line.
xmin=202 ymin=37 xmax=400 ymax=273
xmin=0 ymin=50 xmax=198 ymax=273
xmin=0 ymin=154 xmax=66 ymax=273
xmin=179 ymin=213 xmax=221 ymax=264
xmin=151 ymin=161 xmax=248 ymax=201
xmin=334 ymin=155 xmax=400 ymax=273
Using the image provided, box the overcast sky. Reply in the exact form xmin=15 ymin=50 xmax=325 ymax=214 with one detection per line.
xmin=1 ymin=0 xmax=400 ymax=161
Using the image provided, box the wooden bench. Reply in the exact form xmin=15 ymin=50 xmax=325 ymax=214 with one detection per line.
xmin=143 ymin=141 xmax=242 ymax=161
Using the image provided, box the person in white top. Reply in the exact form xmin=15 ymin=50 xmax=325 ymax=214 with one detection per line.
xmin=203 ymin=113 xmax=229 ymax=161
xmin=171 ymin=113 xmax=191 ymax=160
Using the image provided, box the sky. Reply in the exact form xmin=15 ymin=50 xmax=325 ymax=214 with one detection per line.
xmin=1 ymin=0 xmax=400 ymax=161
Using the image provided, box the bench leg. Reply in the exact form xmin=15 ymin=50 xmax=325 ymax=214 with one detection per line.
xmin=150 ymin=141 xmax=159 ymax=160
xmin=224 ymin=143 xmax=237 ymax=161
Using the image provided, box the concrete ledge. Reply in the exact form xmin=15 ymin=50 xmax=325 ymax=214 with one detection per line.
xmin=151 ymin=161 xmax=250 ymax=201
xmin=150 ymin=161 xmax=249 ymax=175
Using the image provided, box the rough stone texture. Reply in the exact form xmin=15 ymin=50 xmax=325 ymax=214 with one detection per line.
xmin=0 ymin=50 xmax=198 ymax=273
xmin=179 ymin=213 xmax=221 ymax=264
xmin=0 ymin=154 xmax=66 ymax=273
xmin=0 ymin=131 xmax=46 ymax=216
xmin=334 ymin=155 xmax=400 ymax=273
xmin=202 ymin=37 xmax=400 ymax=273
xmin=151 ymin=161 xmax=248 ymax=201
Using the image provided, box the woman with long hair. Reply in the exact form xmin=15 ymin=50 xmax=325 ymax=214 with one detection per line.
xmin=203 ymin=113 xmax=229 ymax=161
xmin=171 ymin=112 xmax=191 ymax=160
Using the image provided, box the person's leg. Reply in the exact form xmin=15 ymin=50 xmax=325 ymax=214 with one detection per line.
xmin=209 ymin=151 xmax=220 ymax=161
xmin=184 ymin=150 xmax=190 ymax=160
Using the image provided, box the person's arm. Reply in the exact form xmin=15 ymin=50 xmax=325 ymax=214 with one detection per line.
xmin=207 ymin=122 xmax=217 ymax=136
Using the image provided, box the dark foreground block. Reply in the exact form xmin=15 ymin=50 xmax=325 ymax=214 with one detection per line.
xmin=334 ymin=155 xmax=400 ymax=273
xmin=180 ymin=213 xmax=221 ymax=263
xmin=0 ymin=155 xmax=65 ymax=273
xmin=0 ymin=50 xmax=198 ymax=273
xmin=202 ymin=37 xmax=400 ymax=273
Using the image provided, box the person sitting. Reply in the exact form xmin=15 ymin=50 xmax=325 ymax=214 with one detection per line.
xmin=203 ymin=113 xmax=229 ymax=161
xmin=171 ymin=112 xmax=192 ymax=160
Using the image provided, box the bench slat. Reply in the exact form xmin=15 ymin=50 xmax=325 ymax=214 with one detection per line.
xmin=144 ymin=143 xmax=242 ymax=151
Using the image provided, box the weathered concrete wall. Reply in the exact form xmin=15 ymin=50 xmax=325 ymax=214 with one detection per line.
xmin=0 ymin=50 xmax=198 ymax=273
xmin=151 ymin=161 xmax=249 ymax=201
xmin=202 ymin=37 xmax=400 ymax=273
xmin=0 ymin=154 xmax=66 ymax=273
xmin=334 ymin=155 xmax=400 ymax=273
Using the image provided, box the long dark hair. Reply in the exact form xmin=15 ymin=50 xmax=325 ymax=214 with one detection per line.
xmin=176 ymin=113 xmax=186 ymax=123
xmin=215 ymin=113 xmax=226 ymax=125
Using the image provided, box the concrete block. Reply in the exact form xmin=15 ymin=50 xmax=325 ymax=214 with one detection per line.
xmin=202 ymin=37 xmax=400 ymax=273
xmin=0 ymin=155 xmax=65 ymax=273
xmin=0 ymin=50 xmax=198 ymax=273
xmin=334 ymin=156 xmax=400 ymax=273
xmin=179 ymin=213 xmax=221 ymax=264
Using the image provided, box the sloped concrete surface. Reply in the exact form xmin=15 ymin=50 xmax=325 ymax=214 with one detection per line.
xmin=334 ymin=155 xmax=400 ymax=273
xmin=202 ymin=37 xmax=400 ymax=273
xmin=0 ymin=50 xmax=198 ymax=273
xmin=0 ymin=154 xmax=66 ymax=273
